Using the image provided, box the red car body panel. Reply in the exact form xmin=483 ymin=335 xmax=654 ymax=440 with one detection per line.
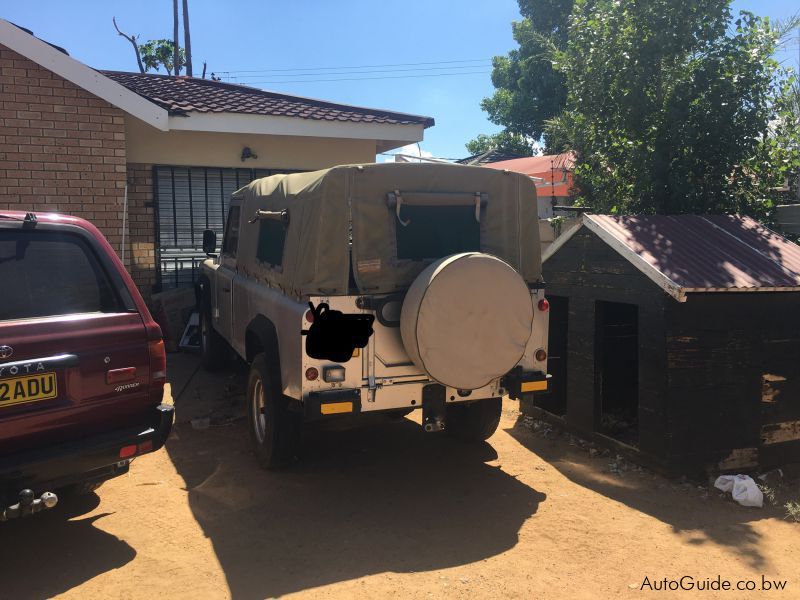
xmin=0 ymin=210 xmax=172 ymax=509
xmin=0 ymin=313 xmax=154 ymax=453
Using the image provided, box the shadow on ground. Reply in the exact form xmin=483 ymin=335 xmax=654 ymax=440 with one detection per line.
xmin=165 ymin=355 xmax=545 ymax=599
xmin=506 ymin=418 xmax=776 ymax=570
xmin=0 ymin=492 xmax=136 ymax=597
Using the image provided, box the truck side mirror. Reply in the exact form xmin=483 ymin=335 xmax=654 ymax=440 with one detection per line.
xmin=202 ymin=229 xmax=216 ymax=256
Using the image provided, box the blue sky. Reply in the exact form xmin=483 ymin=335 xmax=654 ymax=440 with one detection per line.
xmin=3 ymin=1 xmax=798 ymax=159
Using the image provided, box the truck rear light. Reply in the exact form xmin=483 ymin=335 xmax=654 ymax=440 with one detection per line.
xmin=537 ymin=298 xmax=550 ymax=312
xmin=322 ymin=366 xmax=345 ymax=382
xmin=304 ymin=309 xmax=315 ymax=323
xmin=119 ymin=444 xmax=137 ymax=459
xmin=138 ymin=440 xmax=153 ymax=454
xmin=305 ymin=367 xmax=319 ymax=381
xmin=148 ymin=339 xmax=167 ymax=384
xmin=535 ymin=348 xmax=547 ymax=362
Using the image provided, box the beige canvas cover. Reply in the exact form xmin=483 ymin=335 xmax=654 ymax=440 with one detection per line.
xmin=232 ymin=163 xmax=542 ymax=297
xmin=400 ymin=253 xmax=534 ymax=389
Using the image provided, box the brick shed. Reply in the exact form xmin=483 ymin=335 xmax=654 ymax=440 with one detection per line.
xmin=527 ymin=213 xmax=800 ymax=477
xmin=0 ymin=20 xmax=433 ymax=302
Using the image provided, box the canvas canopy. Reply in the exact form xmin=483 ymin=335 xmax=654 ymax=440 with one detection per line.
xmin=231 ymin=162 xmax=542 ymax=297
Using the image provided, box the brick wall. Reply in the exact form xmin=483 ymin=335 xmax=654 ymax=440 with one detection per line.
xmin=0 ymin=44 xmax=127 ymax=249
xmin=126 ymin=163 xmax=157 ymax=302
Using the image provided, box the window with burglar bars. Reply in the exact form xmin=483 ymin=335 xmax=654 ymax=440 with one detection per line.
xmin=154 ymin=166 xmax=298 ymax=289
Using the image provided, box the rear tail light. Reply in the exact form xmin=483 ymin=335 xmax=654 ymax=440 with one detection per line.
xmin=119 ymin=439 xmax=154 ymax=459
xmin=538 ymin=298 xmax=550 ymax=312
xmin=305 ymin=367 xmax=319 ymax=381
xmin=148 ymin=339 xmax=167 ymax=385
xmin=119 ymin=444 xmax=137 ymax=459
xmin=304 ymin=309 xmax=315 ymax=323
xmin=535 ymin=348 xmax=548 ymax=362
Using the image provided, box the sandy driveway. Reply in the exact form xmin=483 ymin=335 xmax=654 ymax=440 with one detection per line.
xmin=1 ymin=354 xmax=797 ymax=599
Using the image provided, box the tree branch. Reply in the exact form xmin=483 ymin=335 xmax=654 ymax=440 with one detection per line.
xmin=112 ymin=17 xmax=145 ymax=73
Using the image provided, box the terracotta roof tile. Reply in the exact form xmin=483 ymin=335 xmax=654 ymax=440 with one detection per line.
xmin=101 ymin=71 xmax=434 ymax=127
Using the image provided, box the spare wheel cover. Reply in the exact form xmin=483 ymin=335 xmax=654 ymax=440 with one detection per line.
xmin=400 ymin=252 xmax=533 ymax=390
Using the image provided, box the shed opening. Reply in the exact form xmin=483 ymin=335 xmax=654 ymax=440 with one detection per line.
xmin=595 ymin=301 xmax=639 ymax=445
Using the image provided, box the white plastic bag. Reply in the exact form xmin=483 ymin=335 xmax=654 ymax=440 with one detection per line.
xmin=714 ymin=475 xmax=763 ymax=508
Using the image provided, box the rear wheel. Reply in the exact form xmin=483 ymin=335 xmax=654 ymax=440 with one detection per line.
xmin=200 ymin=299 xmax=229 ymax=370
xmin=247 ymin=354 xmax=301 ymax=469
xmin=446 ymin=398 xmax=502 ymax=442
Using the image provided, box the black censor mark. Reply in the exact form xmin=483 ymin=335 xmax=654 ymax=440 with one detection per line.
xmin=302 ymin=302 xmax=374 ymax=363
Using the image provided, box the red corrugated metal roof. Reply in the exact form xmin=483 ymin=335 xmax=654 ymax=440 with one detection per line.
xmin=485 ymin=152 xmax=576 ymax=175
xmin=584 ymin=214 xmax=800 ymax=295
xmin=484 ymin=153 xmax=576 ymax=197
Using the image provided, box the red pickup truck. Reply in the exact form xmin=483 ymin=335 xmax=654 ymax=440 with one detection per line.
xmin=0 ymin=211 xmax=173 ymax=520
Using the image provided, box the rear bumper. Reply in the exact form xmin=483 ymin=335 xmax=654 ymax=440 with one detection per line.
xmin=502 ymin=368 xmax=550 ymax=400
xmin=0 ymin=404 xmax=174 ymax=503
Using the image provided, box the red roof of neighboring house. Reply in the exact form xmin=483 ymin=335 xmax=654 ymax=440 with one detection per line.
xmin=547 ymin=214 xmax=800 ymax=300
xmin=485 ymin=152 xmax=576 ymax=175
xmin=485 ymin=152 xmax=576 ymax=197
xmin=101 ymin=71 xmax=435 ymax=127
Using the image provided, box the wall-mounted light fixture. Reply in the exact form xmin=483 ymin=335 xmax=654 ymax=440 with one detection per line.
xmin=241 ymin=146 xmax=258 ymax=162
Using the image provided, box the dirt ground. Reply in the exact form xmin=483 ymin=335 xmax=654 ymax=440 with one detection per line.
xmin=2 ymin=353 xmax=798 ymax=600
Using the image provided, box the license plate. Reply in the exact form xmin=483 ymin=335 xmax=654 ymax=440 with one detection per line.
xmin=0 ymin=372 xmax=58 ymax=408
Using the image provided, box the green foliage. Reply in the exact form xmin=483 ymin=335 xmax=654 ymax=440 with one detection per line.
xmin=140 ymin=39 xmax=186 ymax=75
xmin=465 ymin=131 xmax=537 ymax=156
xmin=547 ymin=1 xmax=798 ymax=217
xmin=747 ymin=73 xmax=800 ymax=214
xmin=786 ymin=500 xmax=800 ymax=523
xmin=470 ymin=0 xmax=574 ymax=154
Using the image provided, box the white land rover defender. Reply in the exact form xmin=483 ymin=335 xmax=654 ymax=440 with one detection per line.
xmin=198 ymin=163 xmax=549 ymax=468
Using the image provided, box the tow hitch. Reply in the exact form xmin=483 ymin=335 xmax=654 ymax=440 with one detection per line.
xmin=1 ymin=489 xmax=58 ymax=521
xmin=422 ymin=384 xmax=446 ymax=433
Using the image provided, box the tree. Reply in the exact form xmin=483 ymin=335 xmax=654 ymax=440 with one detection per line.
xmin=468 ymin=0 xmax=574 ymax=154
xmin=112 ymin=17 xmax=145 ymax=73
xmin=548 ymin=1 xmax=790 ymax=217
xmin=113 ymin=0 xmax=195 ymax=77
xmin=465 ymin=131 xmax=537 ymax=157
xmin=139 ymin=39 xmax=186 ymax=76
xmin=752 ymin=74 xmax=800 ymax=206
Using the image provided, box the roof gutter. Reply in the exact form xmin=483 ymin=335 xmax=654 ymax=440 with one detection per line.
xmin=166 ymin=112 xmax=426 ymax=144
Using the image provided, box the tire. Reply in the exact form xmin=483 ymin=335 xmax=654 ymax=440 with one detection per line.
xmin=200 ymin=298 xmax=229 ymax=370
xmin=247 ymin=353 xmax=301 ymax=469
xmin=446 ymin=398 xmax=502 ymax=442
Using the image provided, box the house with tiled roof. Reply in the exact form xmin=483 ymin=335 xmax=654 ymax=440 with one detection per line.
xmin=0 ymin=20 xmax=433 ymax=298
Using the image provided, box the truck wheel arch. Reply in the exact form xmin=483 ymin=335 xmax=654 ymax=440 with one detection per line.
xmin=245 ymin=315 xmax=282 ymax=384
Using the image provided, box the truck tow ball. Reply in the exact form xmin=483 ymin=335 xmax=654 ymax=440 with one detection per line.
xmin=1 ymin=489 xmax=58 ymax=521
